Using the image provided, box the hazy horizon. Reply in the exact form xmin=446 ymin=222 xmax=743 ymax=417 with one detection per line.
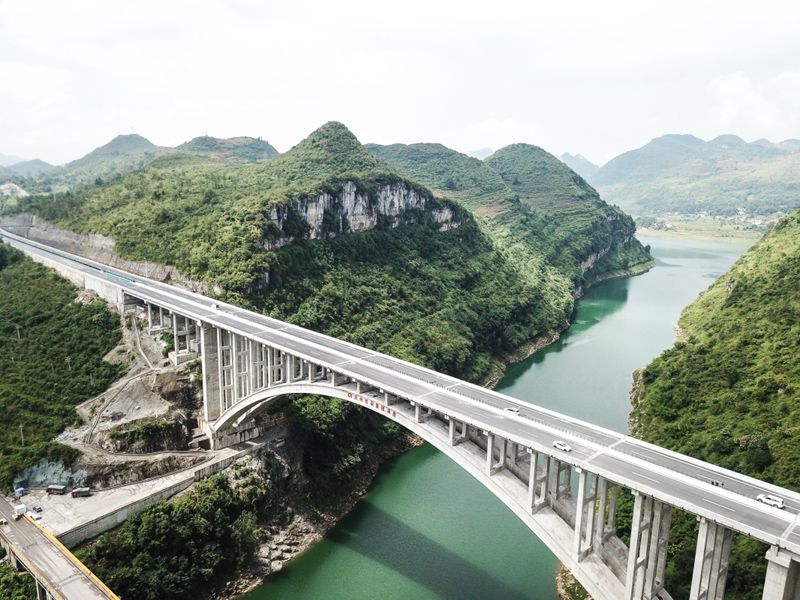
xmin=5 ymin=127 xmax=800 ymax=170
xmin=2 ymin=0 xmax=799 ymax=165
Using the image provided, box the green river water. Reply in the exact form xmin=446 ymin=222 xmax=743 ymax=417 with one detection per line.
xmin=244 ymin=235 xmax=751 ymax=600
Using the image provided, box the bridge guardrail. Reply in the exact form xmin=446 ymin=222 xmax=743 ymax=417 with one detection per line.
xmin=25 ymin=514 xmax=121 ymax=600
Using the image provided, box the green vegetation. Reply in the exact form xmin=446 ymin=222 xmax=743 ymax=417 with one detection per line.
xmin=258 ymin=219 xmax=559 ymax=382
xmin=178 ymin=135 xmax=278 ymax=161
xmin=630 ymin=209 xmax=800 ymax=599
xmin=0 ymin=244 xmax=125 ymax=489
xmin=368 ymin=141 xmax=651 ymax=286
xmin=4 ymin=159 xmax=56 ymax=177
xmin=285 ymin=396 xmax=401 ymax=502
xmin=0 ymin=133 xmax=281 ymax=200
xmin=77 ymin=473 xmax=270 ymax=600
xmin=592 ymin=134 xmax=800 ymax=220
xmin=0 ymin=562 xmax=36 ymax=600
xmin=45 ymin=134 xmax=160 ymax=191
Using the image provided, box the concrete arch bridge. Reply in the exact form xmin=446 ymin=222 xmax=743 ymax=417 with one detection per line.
xmin=3 ymin=228 xmax=800 ymax=600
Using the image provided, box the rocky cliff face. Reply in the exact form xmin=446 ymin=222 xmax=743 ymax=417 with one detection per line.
xmin=263 ymin=181 xmax=461 ymax=250
xmin=1 ymin=182 xmax=462 ymax=286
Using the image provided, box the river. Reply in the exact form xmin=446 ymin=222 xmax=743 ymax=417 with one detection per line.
xmin=244 ymin=235 xmax=751 ymax=600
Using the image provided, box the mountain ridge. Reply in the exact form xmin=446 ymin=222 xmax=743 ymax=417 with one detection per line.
xmin=590 ymin=133 xmax=800 ymax=222
xmin=559 ymin=152 xmax=599 ymax=180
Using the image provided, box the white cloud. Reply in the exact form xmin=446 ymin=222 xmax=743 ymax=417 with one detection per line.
xmin=703 ymin=71 xmax=800 ymax=142
xmin=1 ymin=0 xmax=799 ymax=164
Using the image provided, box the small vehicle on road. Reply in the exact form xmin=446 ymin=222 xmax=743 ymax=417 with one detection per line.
xmin=0 ymin=518 xmax=8 ymax=526
xmin=756 ymin=493 xmax=785 ymax=509
xmin=504 ymin=407 xmax=520 ymax=415
xmin=552 ymin=440 xmax=572 ymax=452
xmin=32 ymin=505 xmax=43 ymax=513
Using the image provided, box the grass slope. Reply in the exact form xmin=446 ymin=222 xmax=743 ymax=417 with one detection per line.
xmin=630 ymin=209 xmax=800 ymax=599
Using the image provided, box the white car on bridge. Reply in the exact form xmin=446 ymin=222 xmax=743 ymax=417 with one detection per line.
xmin=757 ymin=493 xmax=785 ymax=509
xmin=552 ymin=440 xmax=572 ymax=452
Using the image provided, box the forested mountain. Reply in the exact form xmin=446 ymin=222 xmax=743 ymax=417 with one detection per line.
xmin=178 ymin=135 xmax=278 ymax=161
xmin=0 ymin=132 xmax=280 ymax=198
xmin=0 ymin=153 xmax=24 ymax=167
xmin=591 ymin=134 xmax=800 ymax=222
xmin=5 ymin=159 xmax=56 ymax=177
xmin=630 ymin=209 xmax=800 ymax=599
xmin=559 ymin=152 xmax=599 ymax=180
xmin=368 ymin=141 xmax=651 ymax=287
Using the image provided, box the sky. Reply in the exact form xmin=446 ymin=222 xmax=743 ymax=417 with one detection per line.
xmin=1 ymin=0 xmax=800 ymax=166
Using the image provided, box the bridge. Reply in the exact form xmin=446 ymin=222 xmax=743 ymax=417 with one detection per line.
xmin=0 ymin=497 xmax=119 ymax=600
xmin=3 ymin=227 xmax=800 ymax=600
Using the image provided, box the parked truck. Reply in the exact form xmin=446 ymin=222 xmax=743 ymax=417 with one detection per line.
xmin=71 ymin=487 xmax=92 ymax=498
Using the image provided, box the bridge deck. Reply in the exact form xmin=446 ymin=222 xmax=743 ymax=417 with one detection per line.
xmin=0 ymin=498 xmax=116 ymax=600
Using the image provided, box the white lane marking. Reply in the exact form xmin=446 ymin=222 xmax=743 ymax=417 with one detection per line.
xmin=630 ymin=470 xmax=661 ymax=484
xmin=585 ymin=438 xmax=626 ymax=463
xmin=704 ymin=498 xmax=737 ymax=513
xmin=780 ymin=513 xmax=800 ymax=539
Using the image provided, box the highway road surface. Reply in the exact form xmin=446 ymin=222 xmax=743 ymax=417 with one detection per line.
xmin=0 ymin=497 xmax=115 ymax=599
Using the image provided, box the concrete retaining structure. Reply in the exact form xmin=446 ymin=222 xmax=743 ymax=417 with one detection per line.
xmin=58 ymin=444 xmax=261 ymax=548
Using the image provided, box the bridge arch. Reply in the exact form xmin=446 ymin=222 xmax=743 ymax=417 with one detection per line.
xmin=212 ymin=382 xmax=405 ymax=434
xmin=211 ymin=382 xmax=628 ymax=599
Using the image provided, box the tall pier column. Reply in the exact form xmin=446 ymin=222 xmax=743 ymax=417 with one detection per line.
xmin=689 ymin=518 xmax=732 ymax=600
xmin=762 ymin=547 xmax=800 ymax=600
xmin=200 ymin=323 xmax=221 ymax=421
xmin=625 ymin=493 xmax=673 ymax=600
xmin=574 ymin=470 xmax=602 ymax=561
xmin=448 ymin=418 xmax=466 ymax=445
xmin=485 ymin=432 xmax=505 ymax=475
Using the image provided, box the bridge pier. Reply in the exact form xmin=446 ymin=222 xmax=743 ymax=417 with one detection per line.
xmin=201 ymin=323 xmax=221 ymax=421
xmin=146 ymin=303 xmax=170 ymax=333
xmin=448 ymin=418 xmax=467 ymax=445
xmin=688 ymin=518 xmax=732 ymax=600
xmin=528 ymin=450 xmax=550 ymax=512
xmin=485 ymin=432 xmax=506 ymax=475
xmin=624 ymin=492 xmax=672 ymax=600
xmin=762 ymin=546 xmax=800 ymax=600
xmin=413 ymin=403 xmax=432 ymax=423
xmin=574 ymin=469 xmax=601 ymax=561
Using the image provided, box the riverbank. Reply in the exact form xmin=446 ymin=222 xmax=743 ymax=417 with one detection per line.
xmin=214 ymin=433 xmax=424 ymax=600
xmin=637 ymin=225 xmax=761 ymax=243
xmin=483 ymin=256 xmax=655 ymax=389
